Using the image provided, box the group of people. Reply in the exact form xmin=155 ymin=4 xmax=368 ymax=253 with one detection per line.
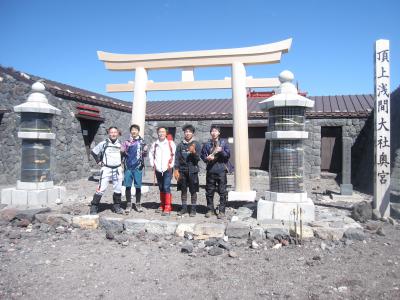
xmin=89 ymin=124 xmax=231 ymax=219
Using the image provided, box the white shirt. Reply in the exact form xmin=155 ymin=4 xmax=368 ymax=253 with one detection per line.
xmin=149 ymin=139 xmax=176 ymax=172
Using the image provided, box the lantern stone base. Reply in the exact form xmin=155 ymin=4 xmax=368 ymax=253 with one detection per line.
xmin=257 ymin=192 xmax=315 ymax=222
xmin=1 ymin=182 xmax=66 ymax=209
xmin=228 ymin=190 xmax=257 ymax=202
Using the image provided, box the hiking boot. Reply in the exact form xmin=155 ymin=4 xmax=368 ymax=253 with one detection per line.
xmin=156 ymin=192 xmax=165 ymax=213
xmin=217 ymin=212 xmax=226 ymax=219
xmin=177 ymin=206 xmax=188 ymax=216
xmin=90 ymin=193 xmax=102 ymax=215
xmin=112 ymin=193 xmax=124 ymax=214
xmin=135 ymin=203 xmax=143 ymax=213
xmin=89 ymin=204 xmax=98 ymax=215
xmin=125 ymin=202 xmax=132 ymax=214
xmin=205 ymin=209 xmax=214 ymax=218
xmin=189 ymin=205 xmax=196 ymax=217
xmin=161 ymin=193 xmax=172 ymax=216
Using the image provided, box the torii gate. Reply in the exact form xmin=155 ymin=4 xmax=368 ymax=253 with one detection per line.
xmin=97 ymin=38 xmax=292 ymax=201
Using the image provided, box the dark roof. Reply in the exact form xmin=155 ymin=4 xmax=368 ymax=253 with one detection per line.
xmin=1 ymin=65 xmax=374 ymax=120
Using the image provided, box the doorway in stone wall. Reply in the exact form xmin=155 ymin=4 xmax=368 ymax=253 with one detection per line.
xmin=321 ymin=126 xmax=342 ymax=175
xmin=219 ymin=125 xmax=269 ymax=171
xmin=78 ymin=119 xmax=101 ymax=161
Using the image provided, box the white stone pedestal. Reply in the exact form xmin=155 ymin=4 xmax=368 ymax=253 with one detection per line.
xmin=1 ymin=181 xmax=66 ymax=209
xmin=228 ymin=190 xmax=257 ymax=202
xmin=257 ymin=191 xmax=315 ymax=222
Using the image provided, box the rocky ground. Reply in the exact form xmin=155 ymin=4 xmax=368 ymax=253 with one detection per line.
xmin=0 ymin=173 xmax=399 ymax=300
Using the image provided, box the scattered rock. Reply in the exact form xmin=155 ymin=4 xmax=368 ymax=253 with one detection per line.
xmin=320 ymin=242 xmax=327 ymax=250
xmin=145 ymin=220 xmax=178 ymax=236
xmin=39 ymin=223 xmax=52 ymax=232
xmin=217 ymin=240 xmax=232 ymax=251
xmin=376 ymin=227 xmax=386 ymax=236
xmin=115 ymin=234 xmax=129 ymax=244
xmin=181 ymin=241 xmax=194 ymax=254
xmin=205 ymin=238 xmax=218 ymax=247
xmin=55 ymin=226 xmax=66 ymax=234
xmin=193 ymin=223 xmax=226 ymax=239
xmin=281 ymin=239 xmax=289 ymax=247
xmin=225 ymin=222 xmax=250 ymax=239
xmin=313 ymin=227 xmax=344 ymax=241
xmin=35 ymin=213 xmax=72 ymax=227
xmin=365 ymin=221 xmax=382 ymax=232
xmin=351 ymin=201 xmax=372 ymax=223
xmin=0 ymin=208 xmax=18 ymax=222
xmin=15 ymin=208 xmax=51 ymax=222
xmin=343 ymin=228 xmax=366 ymax=241
xmin=265 ymin=228 xmax=289 ymax=240
xmin=184 ymin=231 xmax=193 ymax=240
xmin=251 ymin=240 xmax=259 ymax=249
xmin=228 ymin=251 xmax=238 ymax=258
xmin=197 ymin=241 xmax=206 ymax=249
xmin=250 ymin=227 xmax=265 ymax=241
xmin=272 ymin=243 xmax=282 ymax=249
xmin=175 ymin=223 xmax=195 ymax=237
xmin=124 ymin=218 xmax=149 ymax=235
xmin=106 ymin=230 xmax=115 ymax=240
xmin=99 ymin=216 xmax=124 ymax=233
xmin=72 ymin=215 xmax=99 ymax=229
xmin=208 ymin=246 xmax=223 ymax=256
xmin=16 ymin=219 xmax=30 ymax=227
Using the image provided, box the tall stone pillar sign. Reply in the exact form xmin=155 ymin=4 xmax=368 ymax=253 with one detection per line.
xmin=257 ymin=71 xmax=315 ymax=221
xmin=374 ymin=39 xmax=391 ymax=218
xmin=1 ymin=82 xmax=66 ymax=208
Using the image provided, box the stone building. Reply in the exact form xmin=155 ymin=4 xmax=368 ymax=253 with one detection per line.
xmin=0 ymin=66 xmax=399 ymax=197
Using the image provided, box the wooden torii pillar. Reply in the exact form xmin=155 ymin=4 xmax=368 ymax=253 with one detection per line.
xmin=97 ymin=38 xmax=292 ymax=201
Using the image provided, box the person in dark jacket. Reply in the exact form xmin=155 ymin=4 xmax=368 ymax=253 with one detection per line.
xmin=200 ymin=125 xmax=231 ymax=219
xmin=174 ymin=124 xmax=201 ymax=217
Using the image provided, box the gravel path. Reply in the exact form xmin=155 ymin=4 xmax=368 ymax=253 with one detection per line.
xmin=1 ymin=175 xmax=397 ymax=300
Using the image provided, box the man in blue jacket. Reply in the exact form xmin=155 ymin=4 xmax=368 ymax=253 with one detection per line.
xmin=201 ymin=125 xmax=231 ymax=219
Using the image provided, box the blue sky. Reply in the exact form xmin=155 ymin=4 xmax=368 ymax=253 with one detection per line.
xmin=0 ymin=0 xmax=399 ymax=101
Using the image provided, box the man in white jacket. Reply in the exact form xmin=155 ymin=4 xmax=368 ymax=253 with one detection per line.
xmin=149 ymin=127 xmax=176 ymax=216
xmin=90 ymin=126 xmax=124 ymax=215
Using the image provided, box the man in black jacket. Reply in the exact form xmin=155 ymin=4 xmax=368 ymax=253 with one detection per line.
xmin=200 ymin=125 xmax=231 ymax=219
xmin=174 ymin=124 xmax=201 ymax=217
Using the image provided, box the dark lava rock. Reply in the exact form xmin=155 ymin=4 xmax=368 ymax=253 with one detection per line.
xmin=217 ymin=240 xmax=232 ymax=251
xmin=351 ymin=201 xmax=372 ymax=223
xmin=106 ymin=230 xmax=115 ymax=240
xmin=344 ymin=228 xmax=367 ymax=241
xmin=181 ymin=241 xmax=194 ymax=254
xmin=15 ymin=208 xmax=51 ymax=222
xmin=208 ymin=246 xmax=223 ymax=256
xmin=205 ymin=238 xmax=218 ymax=247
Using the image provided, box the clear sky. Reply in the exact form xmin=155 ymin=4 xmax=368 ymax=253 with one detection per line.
xmin=0 ymin=0 xmax=399 ymax=102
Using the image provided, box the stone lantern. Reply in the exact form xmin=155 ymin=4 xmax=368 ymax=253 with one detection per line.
xmin=1 ymin=82 xmax=65 ymax=208
xmin=257 ymin=71 xmax=315 ymax=221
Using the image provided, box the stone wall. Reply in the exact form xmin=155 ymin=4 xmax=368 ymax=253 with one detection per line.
xmin=0 ymin=70 xmax=378 ymax=193
xmin=0 ymin=71 xmax=130 ymax=185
